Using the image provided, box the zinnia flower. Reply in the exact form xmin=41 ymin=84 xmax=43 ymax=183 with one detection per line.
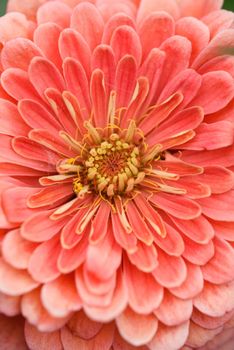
xmin=0 ymin=0 xmax=234 ymax=349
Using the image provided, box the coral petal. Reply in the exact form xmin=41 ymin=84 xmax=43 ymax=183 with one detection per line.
xmin=25 ymin=322 xmax=63 ymax=350
xmin=61 ymin=323 xmax=115 ymax=350
xmin=148 ymin=321 xmax=189 ymax=350
xmin=116 ymin=307 xmax=158 ymax=346
xmin=0 ymin=258 xmax=38 ymax=296
xmin=41 ymin=274 xmax=82 ymax=318
xmin=153 ymin=248 xmax=187 ymax=288
xmin=154 ymin=291 xmax=193 ymax=326
xmin=124 ymin=258 xmax=163 ymax=314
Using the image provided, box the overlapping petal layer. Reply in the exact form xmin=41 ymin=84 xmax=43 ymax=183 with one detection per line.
xmin=0 ymin=0 xmax=234 ymax=349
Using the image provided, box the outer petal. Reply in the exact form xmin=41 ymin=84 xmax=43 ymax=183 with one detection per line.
xmin=148 ymin=321 xmax=189 ymax=350
xmin=25 ymin=322 xmax=63 ymax=350
xmin=116 ymin=307 xmax=158 ymax=346
xmin=61 ymin=323 xmax=115 ymax=350
xmin=0 ymin=315 xmax=27 ymax=350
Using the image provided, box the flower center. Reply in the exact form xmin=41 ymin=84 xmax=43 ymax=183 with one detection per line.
xmin=58 ymin=120 xmax=162 ymax=199
xmin=83 ymin=133 xmax=143 ymax=196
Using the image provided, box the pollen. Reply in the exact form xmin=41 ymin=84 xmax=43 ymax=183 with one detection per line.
xmin=60 ymin=121 xmax=162 ymax=198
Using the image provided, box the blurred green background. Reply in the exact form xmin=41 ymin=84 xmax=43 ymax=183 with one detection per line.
xmin=0 ymin=0 xmax=234 ymax=16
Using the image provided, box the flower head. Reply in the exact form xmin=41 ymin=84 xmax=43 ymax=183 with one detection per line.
xmin=0 ymin=0 xmax=234 ymax=349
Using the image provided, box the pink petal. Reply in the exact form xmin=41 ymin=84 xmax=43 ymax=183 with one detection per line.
xmin=137 ymin=0 xmax=180 ymax=23
xmin=148 ymin=106 xmax=203 ymax=146
xmin=139 ymin=12 xmax=174 ymax=60
xmin=111 ymin=25 xmax=142 ymax=66
xmin=2 ymin=186 xmax=39 ymax=223
xmin=29 ymin=129 xmax=74 ymax=158
xmin=13 ymin=136 xmax=60 ymax=165
xmin=90 ymin=201 xmax=110 ymax=244
xmin=196 ymin=166 xmax=234 ymax=194
xmin=111 ymin=213 xmax=137 ymax=252
xmin=202 ymin=238 xmax=234 ymax=284
xmin=70 ymin=3 xmax=104 ymax=51
xmin=126 ymin=200 xmax=154 ymax=245
xmin=138 ymin=92 xmax=183 ymax=134
xmin=154 ymin=291 xmax=192 ymax=326
xmin=28 ymin=235 xmax=61 ymax=283
xmin=67 ymin=310 xmax=102 ymax=340
xmin=83 ymin=271 xmax=128 ymax=322
xmin=0 ymin=134 xmax=55 ymax=172
xmin=28 ymin=57 xmax=65 ymax=98
xmin=153 ymin=221 xmax=184 ymax=257
xmin=198 ymin=55 xmax=234 ymax=80
xmin=153 ymin=248 xmax=187 ymax=288
xmin=124 ymin=258 xmax=163 ymax=314
xmin=75 ymin=267 xmax=115 ymax=308
xmin=27 ymin=184 xmax=73 ymax=209
xmin=127 ymin=242 xmax=158 ymax=273
xmin=178 ymin=0 xmax=223 ymax=18
xmin=1 ymin=67 xmax=41 ymax=101
xmin=1 ymin=38 xmax=42 ymax=71
xmin=182 ymin=121 xmax=234 ymax=150
xmin=158 ymin=69 xmax=202 ymax=109
xmin=34 ymin=23 xmax=62 ymax=70
xmin=0 ymin=315 xmax=27 ymax=350
xmin=134 ymin=194 xmax=166 ymax=238
xmin=119 ymin=78 xmax=148 ymax=127
xmin=84 ymin=270 xmax=116 ymax=302
xmin=192 ymin=29 xmax=234 ymax=69
xmin=61 ymin=323 xmax=115 ymax=350
xmin=22 ymin=288 xmax=69 ymax=332
xmin=0 ymin=162 xmax=44 ymax=177
xmin=60 ymin=209 xmax=88 ymax=249
xmin=170 ymin=215 xmax=214 ymax=244
xmin=41 ymin=274 xmax=81 ymax=318
xmin=212 ymin=220 xmax=234 ymax=241
xmin=97 ymin=0 xmax=136 ymax=22
xmin=149 ymin=192 xmax=201 ymax=220
xmin=194 ymin=281 xmax=234 ymax=317
xmin=192 ymin=308 xmax=234 ymax=330
xmin=18 ymin=99 xmax=61 ymax=133
xmin=181 ymin=145 xmax=234 ymax=168
xmin=0 ymin=258 xmax=38 ymax=296
xmin=58 ymin=236 xmax=88 ymax=273
xmin=138 ymin=48 xmax=165 ymax=109
xmin=186 ymin=321 xmax=222 ymax=348
xmin=21 ymin=210 xmax=67 ymax=242
xmin=59 ymin=28 xmax=91 ymax=77
xmin=148 ymin=321 xmax=189 ymax=350
xmin=202 ymin=9 xmax=234 ymax=38
xmin=175 ymin=17 xmax=210 ymax=63
xmin=90 ymin=69 xmax=107 ymax=129
xmin=115 ymin=55 xmax=137 ymax=108
xmin=0 ymin=12 xmax=32 ymax=44
xmin=25 ymin=322 xmax=63 ymax=350
xmin=113 ymin=331 xmax=148 ymax=350
xmin=170 ymin=262 xmax=204 ymax=299
xmin=37 ymin=1 xmax=71 ymax=29
xmin=0 ymin=98 xmax=30 ymax=136
xmin=2 ymin=229 xmax=37 ymax=269
xmin=102 ymin=13 xmax=135 ymax=44
xmin=182 ymin=235 xmax=215 ymax=265
xmin=86 ymin=226 xmax=122 ymax=280
xmin=156 ymin=35 xmax=191 ymax=95
xmin=189 ymin=71 xmax=234 ymax=114
xmin=116 ymin=307 xmax=158 ymax=346
xmin=0 ymin=292 xmax=21 ymax=316
xmin=197 ymin=191 xmax=234 ymax=221
xmin=92 ymin=44 xmax=116 ymax=98
xmin=63 ymin=57 xmax=91 ymax=112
